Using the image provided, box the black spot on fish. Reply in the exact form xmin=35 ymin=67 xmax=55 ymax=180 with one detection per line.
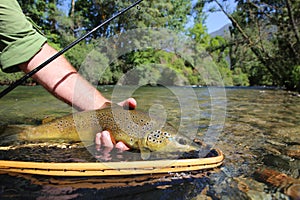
xmin=164 ymin=132 xmax=171 ymax=137
xmin=178 ymin=138 xmax=187 ymax=145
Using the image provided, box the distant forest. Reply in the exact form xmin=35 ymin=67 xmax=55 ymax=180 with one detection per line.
xmin=1 ymin=0 xmax=299 ymax=92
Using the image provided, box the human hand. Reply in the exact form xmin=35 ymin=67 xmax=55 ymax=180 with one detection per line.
xmin=117 ymin=97 xmax=137 ymax=110
xmin=95 ymin=131 xmax=130 ymax=151
xmin=94 ymin=98 xmax=137 ymax=156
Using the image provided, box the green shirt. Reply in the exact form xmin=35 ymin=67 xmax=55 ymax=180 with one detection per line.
xmin=0 ymin=0 xmax=47 ymax=73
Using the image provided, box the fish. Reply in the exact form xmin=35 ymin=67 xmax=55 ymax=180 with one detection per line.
xmin=18 ymin=104 xmax=199 ymax=159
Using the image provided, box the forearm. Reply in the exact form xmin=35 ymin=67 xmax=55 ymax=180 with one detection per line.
xmin=19 ymin=43 xmax=110 ymax=111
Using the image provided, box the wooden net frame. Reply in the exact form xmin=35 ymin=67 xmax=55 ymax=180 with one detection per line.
xmin=0 ymin=149 xmax=224 ymax=176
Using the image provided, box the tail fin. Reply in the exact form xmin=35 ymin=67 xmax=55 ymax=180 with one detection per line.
xmin=0 ymin=124 xmax=33 ymax=145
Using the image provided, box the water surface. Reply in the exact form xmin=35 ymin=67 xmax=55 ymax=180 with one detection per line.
xmin=0 ymin=86 xmax=299 ymax=199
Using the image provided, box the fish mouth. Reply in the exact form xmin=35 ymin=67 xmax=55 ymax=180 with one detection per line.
xmin=160 ymin=139 xmax=200 ymax=152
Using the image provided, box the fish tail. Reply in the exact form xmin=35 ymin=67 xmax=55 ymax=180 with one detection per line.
xmin=0 ymin=125 xmax=32 ymax=145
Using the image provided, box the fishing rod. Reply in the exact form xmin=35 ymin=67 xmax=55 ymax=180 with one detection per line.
xmin=0 ymin=0 xmax=143 ymax=99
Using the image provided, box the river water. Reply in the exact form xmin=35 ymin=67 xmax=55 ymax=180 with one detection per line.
xmin=0 ymin=85 xmax=299 ymax=199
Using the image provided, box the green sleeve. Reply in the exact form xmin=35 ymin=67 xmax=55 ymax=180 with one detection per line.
xmin=0 ymin=0 xmax=47 ymax=73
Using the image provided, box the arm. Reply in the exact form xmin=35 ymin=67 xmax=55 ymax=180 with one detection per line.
xmin=19 ymin=43 xmax=137 ymax=111
xmin=19 ymin=43 xmax=111 ymax=111
xmin=2 ymin=0 xmax=136 ymax=150
xmin=19 ymin=43 xmax=136 ymax=150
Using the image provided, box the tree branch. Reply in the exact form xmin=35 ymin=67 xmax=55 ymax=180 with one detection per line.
xmin=285 ymin=0 xmax=300 ymax=44
xmin=213 ymin=0 xmax=282 ymax=80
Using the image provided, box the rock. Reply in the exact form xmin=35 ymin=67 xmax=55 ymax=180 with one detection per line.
xmin=284 ymin=145 xmax=300 ymax=159
xmin=253 ymin=168 xmax=300 ymax=200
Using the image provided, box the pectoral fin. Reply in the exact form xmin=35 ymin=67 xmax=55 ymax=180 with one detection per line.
xmin=140 ymin=148 xmax=151 ymax=160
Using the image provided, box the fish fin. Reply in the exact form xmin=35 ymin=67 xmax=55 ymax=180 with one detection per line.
xmin=41 ymin=116 xmax=56 ymax=124
xmin=0 ymin=125 xmax=32 ymax=145
xmin=102 ymin=102 xmax=113 ymax=108
xmin=140 ymin=148 xmax=151 ymax=160
xmin=102 ymin=102 xmax=123 ymax=109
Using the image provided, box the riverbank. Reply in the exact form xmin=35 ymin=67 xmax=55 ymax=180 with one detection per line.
xmin=0 ymin=71 xmax=36 ymax=86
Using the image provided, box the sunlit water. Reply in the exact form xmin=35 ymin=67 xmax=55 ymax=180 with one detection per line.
xmin=0 ymin=85 xmax=299 ymax=199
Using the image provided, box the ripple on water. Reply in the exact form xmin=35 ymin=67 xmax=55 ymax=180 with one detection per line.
xmin=0 ymin=86 xmax=299 ymax=199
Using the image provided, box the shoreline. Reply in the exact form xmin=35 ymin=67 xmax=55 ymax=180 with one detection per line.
xmin=0 ymin=83 xmax=298 ymax=95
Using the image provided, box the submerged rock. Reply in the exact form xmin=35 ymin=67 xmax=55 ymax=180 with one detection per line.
xmin=284 ymin=145 xmax=300 ymax=159
xmin=253 ymin=168 xmax=300 ymax=200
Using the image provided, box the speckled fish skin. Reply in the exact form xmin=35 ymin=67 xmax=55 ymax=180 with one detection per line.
xmin=19 ymin=105 xmax=199 ymax=154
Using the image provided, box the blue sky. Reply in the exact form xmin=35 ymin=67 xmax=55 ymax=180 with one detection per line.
xmin=59 ymin=0 xmax=236 ymax=34
xmin=202 ymin=0 xmax=237 ymax=33
xmin=204 ymin=11 xmax=231 ymax=33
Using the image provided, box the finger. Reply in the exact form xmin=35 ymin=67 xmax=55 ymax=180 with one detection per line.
xmin=101 ymin=131 xmax=114 ymax=148
xmin=115 ymin=141 xmax=130 ymax=151
xmin=118 ymin=98 xmax=137 ymax=110
xmin=101 ymin=147 xmax=113 ymax=161
xmin=95 ymin=132 xmax=102 ymax=146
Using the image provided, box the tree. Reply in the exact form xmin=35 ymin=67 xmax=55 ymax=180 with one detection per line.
xmin=212 ymin=0 xmax=300 ymax=92
xmin=71 ymin=0 xmax=192 ymax=39
xmin=15 ymin=0 xmax=229 ymax=87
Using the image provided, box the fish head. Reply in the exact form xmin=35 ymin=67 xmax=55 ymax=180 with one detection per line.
xmin=143 ymin=128 xmax=199 ymax=153
xmin=144 ymin=130 xmax=172 ymax=151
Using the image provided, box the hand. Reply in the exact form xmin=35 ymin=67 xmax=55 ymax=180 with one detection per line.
xmin=95 ymin=131 xmax=130 ymax=151
xmin=94 ymin=98 xmax=137 ymax=155
xmin=118 ymin=97 xmax=137 ymax=110
xmin=95 ymin=131 xmax=130 ymax=161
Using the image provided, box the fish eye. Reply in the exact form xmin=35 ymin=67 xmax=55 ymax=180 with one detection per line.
xmin=178 ymin=138 xmax=187 ymax=145
xmin=164 ymin=132 xmax=170 ymax=137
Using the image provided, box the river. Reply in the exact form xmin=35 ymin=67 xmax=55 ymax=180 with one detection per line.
xmin=0 ymin=85 xmax=299 ymax=199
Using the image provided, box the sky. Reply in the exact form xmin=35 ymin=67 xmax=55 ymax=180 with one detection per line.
xmin=204 ymin=11 xmax=231 ymax=33
xmin=59 ymin=0 xmax=236 ymax=34
xmin=202 ymin=0 xmax=237 ymax=33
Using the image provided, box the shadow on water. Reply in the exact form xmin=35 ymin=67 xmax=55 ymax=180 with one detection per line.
xmin=0 ymin=171 xmax=214 ymax=200
xmin=0 ymin=86 xmax=299 ymax=199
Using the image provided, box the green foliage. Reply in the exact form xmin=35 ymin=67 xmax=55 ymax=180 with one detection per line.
xmin=6 ymin=0 xmax=297 ymax=92
xmin=71 ymin=0 xmax=191 ymax=38
xmin=232 ymin=68 xmax=249 ymax=86
xmin=291 ymin=65 xmax=300 ymax=92
xmin=79 ymin=47 xmax=110 ymax=84
xmin=189 ymin=23 xmax=210 ymax=45
xmin=188 ymin=21 xmax=234 ymax=86
xmin=0 ymin=71 xmax=35 ymax=85
xmin=226 ymin=0 xmax=300 ymax=92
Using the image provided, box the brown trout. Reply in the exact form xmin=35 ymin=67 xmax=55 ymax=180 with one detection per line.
xmin=19 ymin=104 xmax=199 ymax=159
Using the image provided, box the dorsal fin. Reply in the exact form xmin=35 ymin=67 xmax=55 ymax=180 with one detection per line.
xmin=41 ymin=116 xmax=56 ymax=124
xmin=101 ymin=102 xmax=113 ymax=108
xmin=101 ymin=102 xmax=124 ymax=108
